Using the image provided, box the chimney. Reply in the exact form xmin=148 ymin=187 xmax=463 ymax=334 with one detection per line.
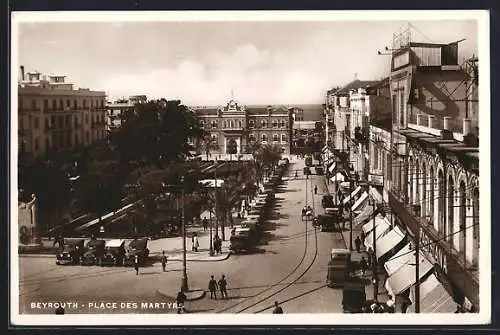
xmin=20 ymin=65 xmax=25 ymax=81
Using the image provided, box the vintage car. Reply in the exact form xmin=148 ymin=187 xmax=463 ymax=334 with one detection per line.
xmin=56 ymin=238 xmax=85 ymax=265
xmin=317 ymin=213 xmax=342 ymax=232
xmin=342 ymin=281 xmax=367 ymax=313
xmin=229 ymin=227 xmax=254 ymax=254
xmin=327 ymin=248 xmax=352 ymax=288
xmin=101 ymin=239 xmax=126 ymax=266
xmin=123 ymin=238 xmax=150 ymax=266
xmin=322 ymin=195 xmax=334 ymax=208
xmin=81 ymin=239 xmax=106 ymax=266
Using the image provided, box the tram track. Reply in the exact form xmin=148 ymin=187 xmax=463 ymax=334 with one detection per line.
xmin=216 ymin=175 xmax=315 ymax=314
xmin=217 ymin=176 xmax=319 ymax=314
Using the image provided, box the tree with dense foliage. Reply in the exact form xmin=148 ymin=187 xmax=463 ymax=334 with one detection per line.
xmin=18 ymin=159 xmax=71 ymax=234
xmin=74 ymin=159 xmax=125 ymax=230
xmin=110 ymin=99 xmax=204 ymax=167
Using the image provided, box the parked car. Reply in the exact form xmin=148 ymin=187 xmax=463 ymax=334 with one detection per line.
xmin=123 ymin=238 xmax=150 ymax=266
xmin=230 ymin=227 xmax=254 ymax=253
xmin=322 ymin=195 xmax=334 ymax=208
xmin=81 ymin=239 xmax=106 ymax=265
xmin=56 ymin=238 xmax=84 ymax=265
xmin=101 ymin=239 xmax=126 ymax=266
xmin=342 ymin=281 xmax=367 ymax=313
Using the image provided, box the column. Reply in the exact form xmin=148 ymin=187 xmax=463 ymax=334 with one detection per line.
xmin=465 ymin=198 xmax=474 ymax=265
xmin=453 ymin=188 xmax=460 ymax=251
xmin=428 ymin=115 xmax=435 ymax=129
xmin=443 ymin=116 xmax=451 ymax=130
xmin=463 ymin=119 xmax=471 ymax=136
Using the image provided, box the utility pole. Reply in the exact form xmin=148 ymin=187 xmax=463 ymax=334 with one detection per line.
xmin=348 ymin=135 xmax=353 ymax=250
xmin=181 ymin=176 xmax=188 ymax=292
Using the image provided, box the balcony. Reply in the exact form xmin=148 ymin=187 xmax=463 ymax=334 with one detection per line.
xmin=408 ymin=113 xmax=478 ymax=139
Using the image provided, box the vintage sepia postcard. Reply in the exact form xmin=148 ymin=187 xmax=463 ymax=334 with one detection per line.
xmin=10 ymin=10 xmax=491 ymax=326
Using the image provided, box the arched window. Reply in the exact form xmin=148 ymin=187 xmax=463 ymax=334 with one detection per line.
xmin=281 ymin=134 xmax=287 ymax=143
xmin=249 ymin=134 xmax=255 ymax=142
xmin=459 ymin=180 xmax=466 ymax=256
xmin=223 ymin=120 xmax=227 ymax=128
xmin=447 ymin=175 xmax=455 ymax=246
xmin=261 ymin=134 xmax=268 ymax=142
xmin=273 ymin=134 xmax=279 ymax=142
xmin=238 ymin=120 xmax=242 ymax=128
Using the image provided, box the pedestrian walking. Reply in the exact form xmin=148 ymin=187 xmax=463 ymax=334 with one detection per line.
xmin=360 ymin=231 xmax=365 ymax=245
xmin=192 ymin=233 xmax=199 ymax=252
xmin=202 ymin=217 xmax=208 ymax=232
xmin=354 ymin=236 xmax=361 ymax=253
xmin=367 ymin=247 xmax=374 ymax=267
xmin=208 ymin=275 xmax=218 ymax=300
xmin=218 ymin=275 xmax=228 ymax=299
xmin=134 ymin=254 xmax=140 ymax=275
xmin=272 ymin=301 xmax=283 ymax=314
xmin=176 ymin=289 xmax=187 ymax=314
xmin=161 ymin=251 xmax=168 ymax=272
xmin=360 ymin=256 xmax=367 ymax=276
xmin=314 ymin=185 xmax=318 ymax=195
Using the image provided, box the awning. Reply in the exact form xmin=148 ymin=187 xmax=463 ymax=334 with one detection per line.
xmin=363 ymin=217 xmax=391 ymax=250
xmin=354 ymin=204 xmax=375 ymax=226
xmin=384 ymin=244 xmax=412 ymax=276
xmin=321 ymin=145 xmax=329 ymax=152
xmin=199 ymin=179 xmax=225 ymax=188
xmin=386 ymin=256 xmax=434 ymax=295
xmin=328 ymin=162 xmax=337 ymax=173
xmin=342 ymin=186 xmax=362 ymax=205
xmin=407 ymin=274 xmax=456 ymax=313
xmin=362 ymin=214 xmax=388 ymax=234
xmin=375 ymin=226 xmax=405 ymax=259
xmin=352 ymin=191 xmax=368 ymax=212
xmin=330 ymin=171 xmax=346 ymax=182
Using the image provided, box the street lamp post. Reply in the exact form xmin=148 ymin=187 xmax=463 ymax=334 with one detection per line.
xmin=180 ymin=176 xmax=189 ymax=292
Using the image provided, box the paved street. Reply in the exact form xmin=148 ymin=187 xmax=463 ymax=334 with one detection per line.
xmin=19 ymin=159 xmax=353 ymax=314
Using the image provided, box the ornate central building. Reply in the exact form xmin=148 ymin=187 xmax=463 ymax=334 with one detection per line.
xmin=193 ymin=99 xmax=293 ymax=155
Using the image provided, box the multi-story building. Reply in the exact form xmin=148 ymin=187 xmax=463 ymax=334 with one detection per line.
xmin=385 ymin=31 xmax=480 ymax=312
xmin=106 ymin=95 xmax=147 ymax=134
xmin=325 ymin=79 xmax=390 ymax=179
xmin=193 ymin=99 xmax=293 ymax=156
xmin=17 ymin=66 xmax=107 ymax=165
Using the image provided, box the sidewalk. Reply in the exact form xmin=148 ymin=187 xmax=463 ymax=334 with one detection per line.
xmin=320 ymin=173 xmax=390 ymax=304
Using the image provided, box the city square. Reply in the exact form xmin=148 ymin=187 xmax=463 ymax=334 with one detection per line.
xmin=12 ymin=11 xmax=488 ymax=325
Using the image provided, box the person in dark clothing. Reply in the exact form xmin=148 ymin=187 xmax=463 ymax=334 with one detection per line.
xmin=209 ymin=275 xmax=218 ymax=299
xmin=359 ymin=256 xmax=368 ymax=276
xmin=273 ymin=301 xmax=283 ymax=314
xmin=134 ymin=255 xmax=140 ymax=275
xmin=360 ymin=231 xmax=365 ymax=244
xmin=218 ymin=275 xmax=228 ymax=299
xmin=314 ymin=185 xmax=318 ymax=195
xmin=401 ymin=297 xmax=411 ymax=313
xmin=161 ymin=251 xmax=168 ymax=272
xmin=202 ymin=218 xmax=208 ymax=232
xmin=55 ymin=306 xmax=65 ymax=315
xmin=176 ymin=289 xmax=187 ymax=314
xmin=354 ymin=236 xmax=361 ymax=253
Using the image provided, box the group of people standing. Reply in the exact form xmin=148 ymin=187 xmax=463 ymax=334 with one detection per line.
xmin=208 ymin=275 xmax=228 ymax=299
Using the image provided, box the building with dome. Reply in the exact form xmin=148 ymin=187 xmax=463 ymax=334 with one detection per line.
xmin=193 ymin=99 xmax=294 ymax=156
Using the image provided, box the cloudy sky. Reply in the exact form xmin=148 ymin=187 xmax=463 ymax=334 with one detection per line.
xmin=15 ymin=13 xmax=479 ymax=105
